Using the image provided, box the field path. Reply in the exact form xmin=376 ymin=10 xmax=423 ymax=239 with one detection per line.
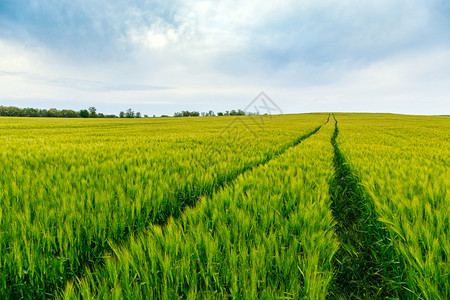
xmin=329 ymin=114 xmax=405 ymax=298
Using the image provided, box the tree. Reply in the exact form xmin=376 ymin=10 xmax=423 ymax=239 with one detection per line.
xmin=0 ymin=106 xmax=21 ymax=116
xmin=80 ymin=109 xmax=89 ymax=118
xmin=136 ymin=112 xmax=141 ymax=118
xmin=125 ymin=109 xmax=134 ymax=118
xmin=88 ymin=107 xmax=97 ymax=118
xmin=23 ymin=107 xmax=40 ymax=117
xmin=47 ymin=108 xmax=61 ymax=117
xmin=0 ymin=105 xmax=117 ymax=118
xmin=61 ymin=109 xmax=79 ymax=118
xmin=217 ymin=112 xmax=223 ymax=116
xmin=119 ymin=111 xmax=125 ymax=118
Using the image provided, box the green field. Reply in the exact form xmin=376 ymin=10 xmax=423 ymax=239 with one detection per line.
xmin=0 ymin=113 xmax=448 ymax=299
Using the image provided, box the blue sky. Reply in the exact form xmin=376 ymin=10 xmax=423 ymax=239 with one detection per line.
xmin=0 ymin=0 xmax=449 ymax=115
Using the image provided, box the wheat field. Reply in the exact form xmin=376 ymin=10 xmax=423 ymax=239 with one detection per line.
xmin=0 ymin=113 xmax=448 ymax=299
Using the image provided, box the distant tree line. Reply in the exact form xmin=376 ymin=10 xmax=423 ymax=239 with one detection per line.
xmin=173 ymin=109 xmax=257 ymax=117
xmin=0 ymin=105 xmax=260 ymax=119
xmin=0 ymin=106 xmax=117 ymax=118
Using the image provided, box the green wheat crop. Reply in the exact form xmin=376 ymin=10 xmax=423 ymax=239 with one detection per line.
xmin=63 ymin=115 xmax=339 ymax=299
xmin=336 ymin=113 xmax=450 ymax=299
xmin=0 ymin=114 xmax=327 ymax=298
xmin=1 ymin=113 xmax=447 ymax=299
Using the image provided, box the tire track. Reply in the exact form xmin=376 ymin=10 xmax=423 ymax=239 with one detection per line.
xmin=328 ymin=114 xmax=405 ymax=299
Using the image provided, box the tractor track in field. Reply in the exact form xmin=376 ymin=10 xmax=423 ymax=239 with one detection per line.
xmin=328 ymin=114 xmax=405 ymax=299
xmin=149 ymin=113 xmax=330 ymax=228
xmin=56 ymin=115 xmax=330 ymax=296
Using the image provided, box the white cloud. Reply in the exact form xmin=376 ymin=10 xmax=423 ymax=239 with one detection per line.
xmin=0 ymin=0 xmax=449 ymax=115
xmin=274 ymin=47 xmax=450 ymax=114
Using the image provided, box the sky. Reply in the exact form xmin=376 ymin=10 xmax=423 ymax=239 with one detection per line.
xmin=0 ymin=0 xmax=449 ymax=116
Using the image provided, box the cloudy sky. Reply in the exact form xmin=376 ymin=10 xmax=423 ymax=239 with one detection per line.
xmin=0 ymin=0 xmax=449 ymax=115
